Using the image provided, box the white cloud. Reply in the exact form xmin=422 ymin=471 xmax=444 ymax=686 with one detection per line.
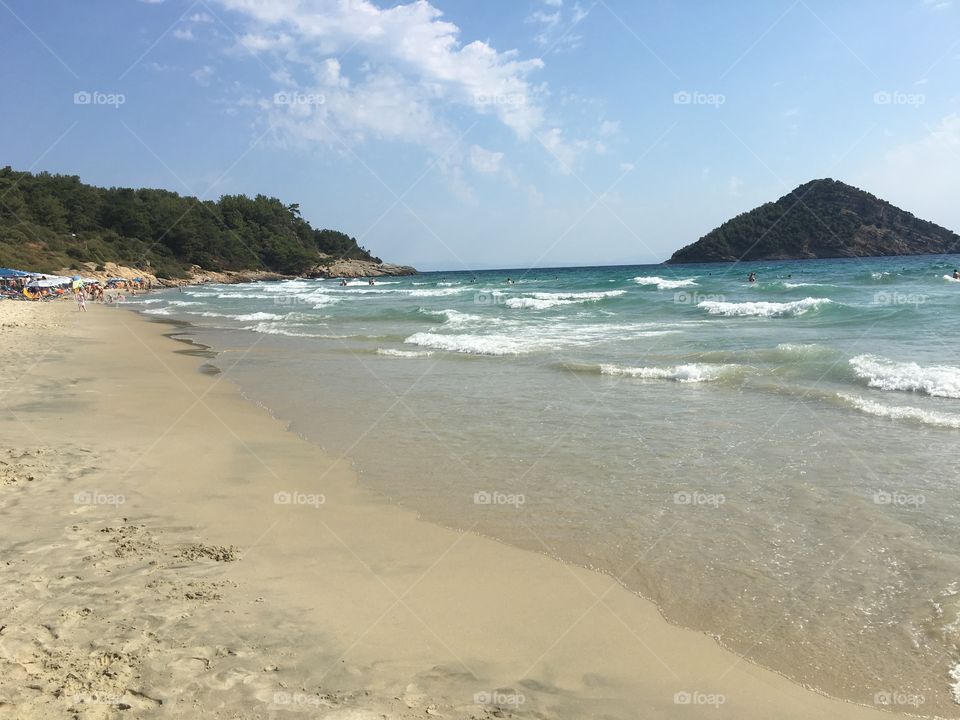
xmin=528 ymin=0 xmax=590 ymax=52
xmin=857 ymin=114 xmax=960 ymax=232
xmin=527 ymin=184 xmax=545 ymax=206
xmin=619 ymin=162 xmax=635 ymax=172
xmin=469 ymin=145 xmax=504 ymax=174
xmin=188 ymin=12 xmax=214 ymax=23
xmin=216 ymin=0 xmax=548 ymax=139
xmin=208 ymin=0 xmax=610 ymax=182
xmin=599 ymin=119 xmax=620 ymax=136
xmin=728 ymin=175 xmax=743 ymax=196
xmin=173 ymin=27 xmax=194 ymax=40
xmin=192 ymin=65 xmax=216 ymax=86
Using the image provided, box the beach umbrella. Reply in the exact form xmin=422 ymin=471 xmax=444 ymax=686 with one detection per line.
xmin=0 ymin=268 xmax=31 ymax=278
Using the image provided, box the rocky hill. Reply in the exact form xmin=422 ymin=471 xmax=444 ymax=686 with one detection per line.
xmin=668 ymin=179 xmax=959 ymax=264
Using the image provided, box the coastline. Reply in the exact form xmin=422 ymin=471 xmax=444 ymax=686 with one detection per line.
xmin=0 ymin=300 xmax=901 ymax=719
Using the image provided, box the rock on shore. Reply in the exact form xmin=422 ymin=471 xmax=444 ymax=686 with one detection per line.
xmin=310 ymin=258 xmax=417 ymax=278
xmin=58 ymin=259 xmax=417 ymax=287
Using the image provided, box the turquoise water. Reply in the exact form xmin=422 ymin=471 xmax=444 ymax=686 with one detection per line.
xmin=133 ymin=256 xmax=960 ymax=715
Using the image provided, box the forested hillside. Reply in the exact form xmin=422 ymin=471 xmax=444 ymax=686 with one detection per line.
xmin=0 ymin=167 xmax=379 ymax=277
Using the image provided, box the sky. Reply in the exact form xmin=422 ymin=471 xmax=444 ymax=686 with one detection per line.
xmin=1 ymin=0 xmax=958 ymax=271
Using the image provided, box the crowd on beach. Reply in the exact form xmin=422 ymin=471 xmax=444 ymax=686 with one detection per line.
xmin=1 ymin=269 xmax=150 ymax=307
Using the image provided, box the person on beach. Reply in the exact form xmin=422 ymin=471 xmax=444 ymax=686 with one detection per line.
xmin=75 ymin=289 xmax=86 ymax=312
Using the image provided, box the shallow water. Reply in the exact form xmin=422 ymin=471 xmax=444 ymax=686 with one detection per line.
xmin=131 ymin=256 xmax=960 ymax=715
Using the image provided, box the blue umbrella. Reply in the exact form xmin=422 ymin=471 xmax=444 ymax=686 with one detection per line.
xmin=0 ymin=268 xmax=31 ymax=278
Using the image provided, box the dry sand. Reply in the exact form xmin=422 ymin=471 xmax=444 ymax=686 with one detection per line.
xmin=0 ymin=299 xmax=898 ymax=719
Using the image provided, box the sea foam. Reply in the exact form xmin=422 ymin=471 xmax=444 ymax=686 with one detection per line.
xmin=599 ymin=363 xmax=738 ymax=383
xmin=837 ymin=393 xmax=960 ymax=429
xmin=506 ymin=290 xmax=625 ymax=310
xmin=698 ymin=297 xmax=831 ymax=317
xmin=405 ymin=332 xmax=544 ymax=355
xmin=634 ymin=276 xmax=697 ymax=289
xmin=849 ymin=355 xmax=960 ymax=399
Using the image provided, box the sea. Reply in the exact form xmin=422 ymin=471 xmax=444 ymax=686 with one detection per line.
xmin=130 ymin=255 xmax=960 ymax=715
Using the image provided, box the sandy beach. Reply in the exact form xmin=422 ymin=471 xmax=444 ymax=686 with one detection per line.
xmin=0 ymin=299 xmax=899 ymax=719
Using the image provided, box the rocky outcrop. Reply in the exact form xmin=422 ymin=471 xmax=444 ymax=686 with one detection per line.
xmin=61 ymin=262 xmax=291 ymax=288
xmin=62 ymin=259 xmax=418 ymax=286
xmin=309 ymin=259 xmax=417 ymax=278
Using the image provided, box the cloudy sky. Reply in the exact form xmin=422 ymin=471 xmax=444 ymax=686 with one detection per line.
xmin=2 ymin=0 xmax=958 ymax=269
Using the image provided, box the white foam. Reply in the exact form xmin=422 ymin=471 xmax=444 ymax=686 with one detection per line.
xmin=775 ymin=343 xmax=833 ymax=357
xmin=421 ymin=309 xmax=488 ymax=328
xmin=404 ymin=332 xmax=545 ymax=356
xmin=243 ymin=322 xmax=314 ymax=337
xmin=408 ymin=287 xmax=467 ymax=297
xmin=949 ymin=663 xmax=960 ymax=704
xmin=506 ymin=290 xmax=626 ymax=310
xmin=506 ymin=297 xmax=573 ymax=309
xmin=944 ymin=274 xmax=960 ymax=283
xmin=599 ymin=363 xmax=737 ymax=383
xmin=698 ymin=297 xmax=831 ymax=317
xmin=143 ymin=307 xmax=174 ymax=315
xmin=376 ymin=348 xmax=435 ymax=358
xmin=837 ymin=393 xmax=960 ymax=429
xmin=233 ymin=312 xmax=283 ymax=321
xmin=634 ymin=276 xmax=697 ymax=289
xmin=849 ymin=355 xmax=960 ymax=399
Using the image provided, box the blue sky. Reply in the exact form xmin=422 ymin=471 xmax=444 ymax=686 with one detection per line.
xmin=1 ymin=0 xmax=958 ymax=270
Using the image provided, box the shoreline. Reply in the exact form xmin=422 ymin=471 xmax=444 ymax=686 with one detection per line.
xmin=0 ymin=300 xmax=906 ymax=718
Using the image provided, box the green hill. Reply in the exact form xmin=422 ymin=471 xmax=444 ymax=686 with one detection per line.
xmin=668 ymin=179 xmax=959 ymax=264
xmin=0 ymin=167 xmax=381 ymax=278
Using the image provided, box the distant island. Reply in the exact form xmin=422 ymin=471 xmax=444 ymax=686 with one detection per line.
xmin=667 ymin=178 xmax=959 ymax=264
xmin=0 ymin=167 xmax=416 ymax=281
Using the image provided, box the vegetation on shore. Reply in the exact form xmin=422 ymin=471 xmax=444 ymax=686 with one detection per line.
xmin=668 ymin=178 xmax=959 ymax=264
xmin=0 ymin=167 xmax=381 ymax=278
